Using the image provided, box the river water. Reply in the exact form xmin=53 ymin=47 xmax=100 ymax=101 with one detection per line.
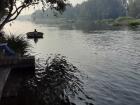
xmin=4 ymin=20 xmax=140 ymax=105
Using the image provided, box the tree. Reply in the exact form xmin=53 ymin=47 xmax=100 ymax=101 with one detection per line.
xmin=0 ymin=0 xmax=69 ymax=31
xmin=25 ymin=54 xmax=84 ymax=105
xmin=65 ymin=0 xmax=126 ymax=20
xmin=33 ymin=0 xmax=127 ymax=21
xmin=128 ymin=0 xmax=140 ymax=18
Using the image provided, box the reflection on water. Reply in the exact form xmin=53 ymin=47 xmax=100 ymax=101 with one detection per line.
xmin=4 ymin=20 xmax=140 ymax=105
xmin=33 ymin=38 xmax=39 ymax=43
xmin=32 ymin=38 xmax=41 ymax=44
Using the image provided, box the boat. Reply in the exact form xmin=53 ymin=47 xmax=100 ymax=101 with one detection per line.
xmin=26 ymin=31 xmax=43 ymax=38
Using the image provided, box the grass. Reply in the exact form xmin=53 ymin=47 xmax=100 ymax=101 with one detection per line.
xmin=115 ymin=16 xmax=134 ymax=22
xmin=113 ymin=16 xmax=140 ymax=27
xmin=6 ymin=35 xmax=31 ymax=56
xmin=0 ymin=34 xmax=31 ymax=56
xmin=128 ymin=19 xmax=140 ymax=27
xmin=94 ymin=17 xmax=140 ymax=27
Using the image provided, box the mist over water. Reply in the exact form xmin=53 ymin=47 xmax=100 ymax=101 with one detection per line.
xmin=4 ymin=20 xmax=140 ymax=105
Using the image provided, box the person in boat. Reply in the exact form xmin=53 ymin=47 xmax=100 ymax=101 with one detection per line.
xmin=34 ymin=29 xmax=38 ymax=37
xmin=34 ymin=29 xmax=37 ymax=32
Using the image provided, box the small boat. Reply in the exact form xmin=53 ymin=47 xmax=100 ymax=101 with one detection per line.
xmin=26 ymin=30 xmax=43 ymax=38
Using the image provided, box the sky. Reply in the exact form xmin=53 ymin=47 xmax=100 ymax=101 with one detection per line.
xmin=69 ymin=0 xmax=87 ymax=5
xmin=21 ymin=0 xmax=87 ymax=15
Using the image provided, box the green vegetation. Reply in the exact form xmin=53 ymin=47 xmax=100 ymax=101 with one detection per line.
xmin=128 ymin=19 xmax=140 ymax=27
xmin=128 ymin=0 xmax=140 ymax=18
xmin=113 ymin=17 xmax=134 ymax=26
xmin=115 ymin=17 xmax=134 ymax=22
xmin=0 ymin=35 xmax=31 ymax=56
xmin=24 ymin=54 xmax=84 ymax=105
xmin=32 ymin=0 xmax=126 ymax=21
xmin=113 ymin=17 xmax=140 ymax=27
xmin=31 ymin=0 xmax=140 ymax=29
xmin=95 ymin=19 xmax=114 ymax=25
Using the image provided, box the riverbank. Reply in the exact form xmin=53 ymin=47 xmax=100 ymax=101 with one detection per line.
xmin=112 ymin=17 xmax=140 ymax=27
xmin=30 ymin=16 xmax=140 ymax=32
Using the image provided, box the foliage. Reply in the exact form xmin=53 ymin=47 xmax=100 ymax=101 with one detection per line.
xmin=128 ymin=20 xmax=140 ymax=27
xmin=128 ymin=0 xmax=140 ymax=18
xmin=26 ymin=54 xmax=84 ymax=105
xmin=0 ymin=0 xmax=5 ymax=19
xmin=75 ymin=0 xmax=126 ymax=20
xmin=0 ymin=35 xmax=6 ymax=43
xmin=112 ymin=16 xmax=140 ymax=27
xmin=113 ymin=16 xmax=133 ymax=25
xmin=95 ymin=19 xmax=114 ymax=25
xmin=115 ymin=16 xmax=134 ymax=22
xmin=32 ymin=0 xmax=126 ymax=21
xmin=0 ymin=0 xmax=69 ymax=31
xmin=5 ymin=35 xmax=31 ymax=56
xmin=113 ymin=16 xmax=134 ymax=26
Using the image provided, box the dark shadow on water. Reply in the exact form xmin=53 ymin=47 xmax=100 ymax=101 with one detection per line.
xmin=33 ymin=38 xmax=39 ymax=44
xmin=28 ymin=38 xmax=41 ymax=44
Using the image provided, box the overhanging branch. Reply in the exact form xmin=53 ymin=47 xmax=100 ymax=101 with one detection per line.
xmin=8 ymin=6 xmax=24 ymax=22
xmin=8 ymin=2 xmax=38 ymax=22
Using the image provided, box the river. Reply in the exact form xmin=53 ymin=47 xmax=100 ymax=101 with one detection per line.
xmin=4 ymin=20 xmax=140 ymax=105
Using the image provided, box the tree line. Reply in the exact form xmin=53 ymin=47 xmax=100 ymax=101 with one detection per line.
xmin=32 ymin=0 xmax=140 ymax=21
xmin=128 ymin=0 xmax=140 ymax=18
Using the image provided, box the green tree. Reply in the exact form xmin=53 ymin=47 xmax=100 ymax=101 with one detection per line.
xmin=32 ymin=0 xmax=127 ymax=21
xmin=128 ymin=0 xmax=140 ymax=18
xmin=0 ymin=0 xmax=68 ymax=31
xmin=63 ymin=0 xmax=126 ymax=20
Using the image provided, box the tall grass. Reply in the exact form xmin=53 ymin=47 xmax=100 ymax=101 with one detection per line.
xmin=5 ymin=35 xmax=31 ymax=56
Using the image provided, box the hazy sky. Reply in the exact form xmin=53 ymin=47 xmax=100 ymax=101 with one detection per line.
xmin=70 ymin=0 xmax=87 ymax=5
xmin=21 ymin=0 xmax=87 ymax=15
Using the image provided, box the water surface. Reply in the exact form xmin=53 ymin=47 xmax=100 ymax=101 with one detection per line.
xmin=5 ymin=21 xmax=140 ymax=105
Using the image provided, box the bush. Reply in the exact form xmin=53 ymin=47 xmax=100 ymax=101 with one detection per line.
xmin=128 ymin=21 xmax=140 ymax=27
xmin=5 ymin=35 xmax=31 ymax=56
xmin=0 ymin=32 xmax=6 ymax=43
xmin=113 ymin=17 xmax=140 ymax=27
xmin=26 ymin=54 xmax=84 ymax=105
xmin=115 ymin=16 xmax=134 ymax=22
